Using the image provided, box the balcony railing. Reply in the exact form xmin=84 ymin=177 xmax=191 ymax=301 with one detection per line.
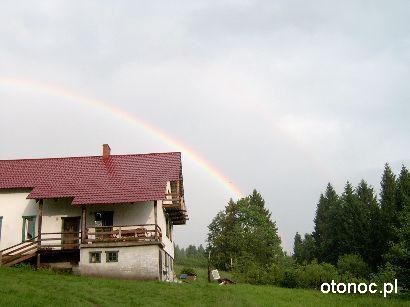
xmin=85 ymin=224 xmax=162 ymax=244
xmin=36 ymin=224 xmax=162 ymax=250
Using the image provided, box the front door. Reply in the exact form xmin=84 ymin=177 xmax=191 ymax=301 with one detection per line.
xmin=62 ymin=217 xmax=80 ymax=249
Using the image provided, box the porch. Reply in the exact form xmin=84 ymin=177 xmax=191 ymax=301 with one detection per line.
xmin=39 ymin=223 xmax=163 ymax=250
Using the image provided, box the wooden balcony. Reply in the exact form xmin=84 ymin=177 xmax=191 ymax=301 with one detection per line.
xmin=85 ymin=224 xmax=162 ymax=244
xmin=36 ymin=224 xmax=162 ymax=250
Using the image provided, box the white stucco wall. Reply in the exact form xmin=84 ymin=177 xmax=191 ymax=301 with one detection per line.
xmin=79 ymin=245 xmax=160 ymax=279
xmin=42 ymin=198 xmax=82 ymax=233
xmin=85 ymin=202 xmax=154 ymax=227
xmin=157 ymin=201 xmax=174 ymax=258
xmin=0 ymin=190 xmax=39 ymax=250
xmin=0 ymin=190 xmax=175 ymax=267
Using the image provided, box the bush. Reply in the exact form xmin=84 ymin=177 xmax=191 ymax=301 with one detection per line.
xmin=297 ymin=261 xmax=338 ymax=289
xmin=280 ymin=268 xmax=299 ymax=288
xmin=337 ymin=254 xmax=370 ymax=280
xmin=233 ymin=263 xmax=271 ymax=285
xmin=180 ymin=267 xmax=197 ymax=276
xmin=370 ymin=263 xmax=396 ymax=285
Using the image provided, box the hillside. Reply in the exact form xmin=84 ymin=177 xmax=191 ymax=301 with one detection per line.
xmin=0 ymin=266 xmax=407 ymax=306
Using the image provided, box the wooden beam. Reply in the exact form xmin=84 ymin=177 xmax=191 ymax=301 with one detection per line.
xmin=37 ymin=200 xmax=43 ymax=242
xmin=154 ymin=201 xmax=158 ymax=226
xmin=37 ymin=199 xmax=43 ymax=268
xmin=81 ymin=206 xmax=87 ymax=244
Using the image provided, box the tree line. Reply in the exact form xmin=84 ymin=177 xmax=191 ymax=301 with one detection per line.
xmin=200 ymin=163 xmax=408 ymax=290
xmin=174 ymin=244 xmax=207 ymax=268
xmin=294 ymin=164 xmax=409 ymax=289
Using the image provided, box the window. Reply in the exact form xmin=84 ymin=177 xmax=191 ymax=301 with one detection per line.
xmin=106 ymin=251 xmax=118 ymax=263
xmin=89 ymin=252 xmax=101 ymax=263
xmin=0 ymin=216 xmax=3 ymax=240
xmin=22 ymin=216 xmax=36 ymax=242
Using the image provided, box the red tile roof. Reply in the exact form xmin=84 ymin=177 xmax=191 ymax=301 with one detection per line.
xmin=0 ymin=152 xmax=181 ymax=205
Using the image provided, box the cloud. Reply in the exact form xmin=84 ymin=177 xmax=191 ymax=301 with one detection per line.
xmin=0 ymin=1 xmax=409 ymax=252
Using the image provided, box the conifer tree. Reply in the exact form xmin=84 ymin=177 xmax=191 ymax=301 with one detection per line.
xmin=293 ymin=232 xmax=303 ymax=264
xmin=313 ymin=183 xmax=340 ymax=263
xmin=356 ymin=180 xmax=381 ymax=268
xmin=380 ymin=164 xmax=398 ymax=257
xmin=386 ymin=165 xmax=410 ymax=289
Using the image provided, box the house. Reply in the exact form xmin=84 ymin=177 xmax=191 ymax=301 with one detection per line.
xmin=0 ymin=144 xmax=188 ymax=280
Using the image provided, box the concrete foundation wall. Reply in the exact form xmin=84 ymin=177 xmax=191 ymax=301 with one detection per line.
xmin=79 ymin=244 xmax=160 ymax=280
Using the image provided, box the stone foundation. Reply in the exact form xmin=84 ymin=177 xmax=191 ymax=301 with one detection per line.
xmin=79 ymin=244 xmax=161 ymax=280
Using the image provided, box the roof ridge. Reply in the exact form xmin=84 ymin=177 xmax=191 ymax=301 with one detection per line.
xmin=0 ymin=151 xmax=181 ymax=162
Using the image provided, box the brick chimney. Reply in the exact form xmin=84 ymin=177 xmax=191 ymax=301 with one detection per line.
xmin=102 ymin=144 xmax=111 ymax=159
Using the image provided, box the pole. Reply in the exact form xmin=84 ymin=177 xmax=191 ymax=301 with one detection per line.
xmin=36 ymin=199 xmax=43 ymax=268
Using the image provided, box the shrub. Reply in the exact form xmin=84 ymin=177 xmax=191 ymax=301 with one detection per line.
xmin=370 ymin=263 xmax=396 ymax=285
xmin=337 ymin=254 xmax=370 ymax=280
xmin=180 ymin=267 xmax=197 ymax=276
xmin=233 ymin=263 xmax=271 ymax=285
xmin=297 ymin=261 xmax=338 ymax=289
xmin=280 ymin=267 xmax=298 ymax=288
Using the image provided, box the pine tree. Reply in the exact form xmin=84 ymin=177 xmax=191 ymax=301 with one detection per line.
xmin=380 ymin=164 xmax=398 ymax=258
xmin=302 ymin=233 xmax=316 ymax=263
xmin=356 ymin=180 xmax=381 ymax=269
xmin=386 ymin=165 xmax=410 ymax=289
xmin=293 ymin=232 xmax=303 ymax=264
xmin=313 ymin=183 xmax=340 ymax=263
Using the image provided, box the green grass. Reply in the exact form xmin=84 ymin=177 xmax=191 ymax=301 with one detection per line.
xmin=0 ymin=266 xmax=407 ymax=306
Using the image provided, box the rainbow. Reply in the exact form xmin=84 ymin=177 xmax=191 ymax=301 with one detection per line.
xmin=0 ymin=76 xmax=244 ymax=198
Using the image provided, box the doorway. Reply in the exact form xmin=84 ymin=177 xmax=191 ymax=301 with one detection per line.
xmin=94 ymin=211 xmax=114 ymax=240
xmin=62 ymin=217 xmax=80 ymax=249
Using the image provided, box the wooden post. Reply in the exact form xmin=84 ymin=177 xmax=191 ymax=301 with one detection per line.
xmin=81 ymin=206 xmax=87 ymax=244
xmin=154 ymin=201 xmax=158 ymax=240
xmin=37 ymin=199 xmax=43 ymax=242
xmin=36 ymin=199 xmax=43 ymax=268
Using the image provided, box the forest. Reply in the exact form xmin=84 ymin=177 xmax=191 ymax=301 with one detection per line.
xmin=176 ymin=164 xmax=409 ymax=291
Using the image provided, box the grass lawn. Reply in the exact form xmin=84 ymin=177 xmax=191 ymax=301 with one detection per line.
xmin=0 ymin=266 xmax=407 ymax=306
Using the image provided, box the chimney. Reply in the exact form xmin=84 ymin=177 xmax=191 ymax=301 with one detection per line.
xmin=102 ymin=144 xmax=111 ymax=159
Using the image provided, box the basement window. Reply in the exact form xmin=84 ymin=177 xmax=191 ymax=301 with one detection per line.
xmin=89 ymin=252 xmax=101 ymax=263
xmin=106 ymin=251 xmax=118 ymax=263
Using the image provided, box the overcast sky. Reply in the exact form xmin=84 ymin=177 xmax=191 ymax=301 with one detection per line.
xmin=1 ymin=1 xmax=409 ymax=252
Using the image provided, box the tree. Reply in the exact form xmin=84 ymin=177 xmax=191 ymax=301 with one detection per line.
xmin=302 ymin=234 xmax=316 ymax=264
xmin=293 ymin=232 xmax=303 ymax=264
xmin=356 ymin=180 xmax=381 ymax=269
xmin=379 ymin=164 xmax=398 ymax=258
xmin=293 ymin=233 xmax=316 ymax=264
xmin=385 ymin=165 xmax=410 ymax=289
xmin=313 ymin=183 xmax=340 ymax=263
xmin=207 ymin=190 xmax=282 ymax=271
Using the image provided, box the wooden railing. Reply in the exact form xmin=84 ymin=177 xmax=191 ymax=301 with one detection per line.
xmin=39 ymin=232 xmax=81 ymax=250
xmin=85 ymin=224 xmax=162 ymax=244
xmin=0 ymin=236 xmax=39 ymax=266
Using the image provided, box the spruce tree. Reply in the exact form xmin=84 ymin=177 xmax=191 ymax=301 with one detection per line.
xmin=293 ymin=232 xmax=303 ymax=264
xmin=356 ymin=180 xmax=381 ymax=269
xmin=380 ymin=164 xmax=398 ymax=258
xmin=386 ymin=165 xmax=410 ymax=289
xmin=313 ymin=183 xmax=340 ymax=263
